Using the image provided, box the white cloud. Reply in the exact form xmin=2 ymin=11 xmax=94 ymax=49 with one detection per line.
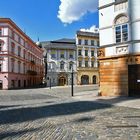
xmin=57 ymin=0 xmax=98 ymax=24
xmin=80 ymin=25 xmax=99 ymax=33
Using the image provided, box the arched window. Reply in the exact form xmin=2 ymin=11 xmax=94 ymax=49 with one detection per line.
xmin=114 ymin=15 xmax=129 ymax=43
xmin=93 ymin=75 xmax=97 ymax=84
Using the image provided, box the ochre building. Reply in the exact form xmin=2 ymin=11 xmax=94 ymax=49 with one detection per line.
xmin=76 ymin=30 xmax=99 ymax=85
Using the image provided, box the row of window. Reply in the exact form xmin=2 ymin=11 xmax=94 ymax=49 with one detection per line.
xmin=78 ymin=39 xmax=99 ymax=46
xmin=51 ymin=53 xmax=74 ymax=59
xmin=11 ymin=42 xmax=42 ymax=65
xmin=78 ymin=61 xmax=95 ymax=67
xmin=10 ymin=59 xmax=43 ymax=74
xmin=78 ymin=50 xmax=94 ymax=57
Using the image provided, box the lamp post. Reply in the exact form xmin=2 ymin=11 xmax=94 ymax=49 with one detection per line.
xmin=44 ymin=58 xmax=47 ymax=87
xmin=71 ymin=65 xmax=74 ymax=96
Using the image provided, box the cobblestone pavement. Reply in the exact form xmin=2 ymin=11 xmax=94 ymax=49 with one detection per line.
xmin=0 ymin=85 xmax=140 ymax=140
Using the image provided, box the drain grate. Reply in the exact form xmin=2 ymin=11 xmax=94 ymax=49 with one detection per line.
xmin=107 ymin=125 xmax=138 ymax=128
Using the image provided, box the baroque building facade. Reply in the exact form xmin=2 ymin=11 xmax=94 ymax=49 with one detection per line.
xmin=98 ymin=0 xmax=140 ymax=96
xmin=41 ymin=39 xmax=77 ymax=87
xmin=76 ymin=30 xmax=99 ymax=85
xmin=0 ymin=18 xmax=44 ymax=89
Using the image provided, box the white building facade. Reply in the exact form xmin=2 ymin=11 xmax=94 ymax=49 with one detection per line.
xmin=98 ymin=0 xmax=140 ymax=96
xmin=41 ymin=39 xmax=77 ymax=87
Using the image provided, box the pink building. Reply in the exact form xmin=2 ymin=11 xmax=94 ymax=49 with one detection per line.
xmin=0 ymin=18 xmax=44 ymax=89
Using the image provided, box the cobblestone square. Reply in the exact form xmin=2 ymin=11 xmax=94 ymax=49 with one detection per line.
xmin=0 ymin=85 xmax=140 ymax=140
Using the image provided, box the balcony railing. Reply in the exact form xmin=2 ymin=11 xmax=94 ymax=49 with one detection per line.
xmin=27 ymin=70 xmax=37 ymax=75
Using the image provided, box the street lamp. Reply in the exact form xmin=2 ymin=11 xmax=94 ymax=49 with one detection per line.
xmin=71 ymin=64 xmax=74 ymax=96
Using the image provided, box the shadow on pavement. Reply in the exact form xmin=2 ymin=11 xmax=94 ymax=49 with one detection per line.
xmin=0 ymin=101 xmax=112 ymax=124
xmin=96 ymin=96 xmax=140 ymax=105
xmin=0 ymin=128 xmax=40 ymax=139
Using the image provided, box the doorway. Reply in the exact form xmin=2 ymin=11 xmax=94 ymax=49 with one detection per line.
xmin=128 ymin=64 xmax=140 ymax=97
xmin=59 ymin=77 xmax=66 ymax=86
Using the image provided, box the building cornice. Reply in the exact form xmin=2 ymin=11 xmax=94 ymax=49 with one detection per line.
xmin=99 ymin=53 xmax=140 ymax=60
xmin=0 ymin=18 xmax=42 ymax=51
xmin=99 ymin=0 xmax=128 ymax=10
xmin=100 ymin=40 xmax=140 ymax=48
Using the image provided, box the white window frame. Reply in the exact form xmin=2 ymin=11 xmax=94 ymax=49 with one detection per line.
xmin=115 ymin=23 xmax=128 ymax=43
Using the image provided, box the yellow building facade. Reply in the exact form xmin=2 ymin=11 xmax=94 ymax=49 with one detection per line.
xmin=76 ymin=31 xmax=99 ymax=85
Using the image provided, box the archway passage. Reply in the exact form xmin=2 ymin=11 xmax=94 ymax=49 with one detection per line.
xmin=59 ymin=76 xmax=66 ymax=86
xmin=81 ymin=75 xmax=89 ymax=85
xmin=93 ymin=75 xmax=97 ymax=84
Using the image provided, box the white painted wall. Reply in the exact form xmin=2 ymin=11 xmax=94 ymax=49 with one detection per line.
xmin=99 ymin=0 xmax=114 ymax=7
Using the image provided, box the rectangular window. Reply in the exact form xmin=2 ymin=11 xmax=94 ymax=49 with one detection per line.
xmin=85 ymin=50 xmax=88 ymax=56
xmin=69 ymin=53 xmax=73 ymax=59
xmin=115 ymin=24 xmax=128 ymax=43
xmin=60 ymin=63 xmax=64 ymax=70
xmin=116 ymin=26 xmax=121 ymax=43
xmin=85 ymin=61 xmax=88 ymax=67
xmin=91 ymin=61 xmax=94 ymax=67
xmin=69 ymin=63 xmax=73 ymax=70
xmin=18 ymin=62 xmax=20 ymax=73
xmin=91 ymin=40 xmax=95 ymax=46
xmin=0 ymin=43 xmax=2 ymax=51
xmin=0 ymin=29 xmax=2 ymax=36
xmin=18 ymin=36 xmax=21 ymax=44
xmin=79 ymin=61 xmax=82 ymax=67
xmin=11 ymin=31 xmax=14 ymax=39
xmin=11 ymin=60 xmax=14 ymax=72
xmin=23 ymin=50 xmax=26 ymax=59
xmin=18 ymin=47 xmax=21 ymax=56
xmin=60 ymin=53 xmax=64 ymax=58
xmin=91 ymin=50 xmax=94 ymax=56
xmin=85 ymin=40 xmax=88 ymax=45
xmin=0 ymin=64 xmax=2 ymax=72
xmin=78 ymin=50 xmax=82 ymax=56
xmin=78 ymin=39 xmax=81 ymax=45
xmin=122 ymin=24 xmax=128 ymax=41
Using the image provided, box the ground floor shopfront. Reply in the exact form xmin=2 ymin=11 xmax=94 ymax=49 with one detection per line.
xmin=99 ymin=54 xmax=140 ymax=97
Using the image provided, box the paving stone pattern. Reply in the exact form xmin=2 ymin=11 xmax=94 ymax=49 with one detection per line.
xmin=0 ymin=86 xmax=140 ymax=140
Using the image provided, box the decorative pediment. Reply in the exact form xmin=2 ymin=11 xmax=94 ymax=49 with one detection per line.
xmin=115 ymin=15 xmax=128 ymax=25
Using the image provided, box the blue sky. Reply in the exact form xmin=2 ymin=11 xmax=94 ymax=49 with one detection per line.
xmin=0 ymin=0 xmax=98 ymax=42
